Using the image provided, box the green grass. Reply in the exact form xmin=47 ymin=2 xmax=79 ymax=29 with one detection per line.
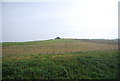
xmin=2 ymin=39 xmax=117 ymax=46
xmin=3 ymin=50 xmax=118 ymax=79
xmin=2 ymin=39 xmax=119 ymax=79
xmin=2 ymin=39 xmax=69 ymax=46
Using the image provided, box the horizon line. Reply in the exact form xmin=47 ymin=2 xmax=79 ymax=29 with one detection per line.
xmin=1 ymin=38 xmax=119 ymax=43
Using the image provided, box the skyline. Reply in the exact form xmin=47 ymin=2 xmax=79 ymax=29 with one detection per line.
xmin=1 ymin=0 xmax=119 ymax=42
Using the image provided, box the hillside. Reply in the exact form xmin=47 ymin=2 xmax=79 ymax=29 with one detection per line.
xmin=2 ymin=39 xmax=119 ymax=79
xmin=2 ymin=39 xmax=118 ymax=56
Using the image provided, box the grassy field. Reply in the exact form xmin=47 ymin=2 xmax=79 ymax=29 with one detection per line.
xmin=2 ymin=39 xmax=119 ymax=79
xmin=2 ymin=39 xmax=118 ymax=56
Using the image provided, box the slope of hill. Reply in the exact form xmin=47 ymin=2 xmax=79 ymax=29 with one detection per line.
xmin=2 ymin=39 xmax=119 ymax=79
xmin=2 ymin=39 xmax=118 ymax=56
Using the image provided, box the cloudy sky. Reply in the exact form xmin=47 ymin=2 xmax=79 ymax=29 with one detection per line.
xmin=1 ymin=0 xmax=119 ymax=42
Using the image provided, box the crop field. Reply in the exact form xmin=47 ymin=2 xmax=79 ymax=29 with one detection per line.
xmin=2 ymin=39 xmax=119 ymax=79
xmin=2 ymin=39 xmax=118 ymax=56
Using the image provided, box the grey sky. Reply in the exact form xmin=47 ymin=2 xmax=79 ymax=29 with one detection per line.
xmin=0 ymin=2 xmax=2 ymax=42
xmin=2 ymin=0 xmax=118 ymax=42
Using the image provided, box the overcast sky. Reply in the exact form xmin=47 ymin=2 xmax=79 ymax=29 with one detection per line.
xmin=1 ymin=0 xmax=119 ymax=42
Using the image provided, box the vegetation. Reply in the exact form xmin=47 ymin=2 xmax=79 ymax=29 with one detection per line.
xmin=2 ymin=39 xmax=118 ymax=56
xmin=55 ymin=37 xmax=61 ymax=39
xmin=2 ymin=39 xmax=119 ymax=79
xmin=3 ymin=50 xmax=118 ymax=79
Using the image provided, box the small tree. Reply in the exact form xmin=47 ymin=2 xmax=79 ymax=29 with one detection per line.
xmin=55 ymin=37 xmax=61 ymax=39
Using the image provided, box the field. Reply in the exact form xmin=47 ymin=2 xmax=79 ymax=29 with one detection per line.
xmin=2 ymin=39 xmax=118 ymax=56
xmin=2 ymin=39 xmax=119 ymax=79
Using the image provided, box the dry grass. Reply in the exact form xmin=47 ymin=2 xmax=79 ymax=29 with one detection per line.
xmin=2 ymin=39 xmax=118 ymax=56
